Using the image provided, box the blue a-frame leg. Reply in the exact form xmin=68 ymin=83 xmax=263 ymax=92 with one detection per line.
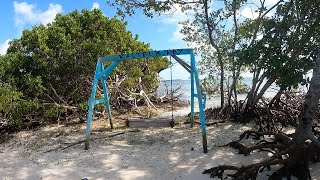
xmin=85 ymin=49 xmax=208 ymax=153
xmin=100 ymin=63 xmax=113 ymax=129
xmin=190 ymin=52 xmax=207 ymax=153
xmin=85 ymin=59 xmax=118 ymax=149
xmin=190 ymin=68 xmax=195 ymax=128
xmin=85 ymin=61 xmax=101 ymax=149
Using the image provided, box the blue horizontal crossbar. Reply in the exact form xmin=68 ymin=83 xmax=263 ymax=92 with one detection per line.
xmin=94 ymin=98 xmax=105 ymax=105
xmin=100 ymin=48 xmax=192 ymax=62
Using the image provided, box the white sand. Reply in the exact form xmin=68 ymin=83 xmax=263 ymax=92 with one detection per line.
xmin=1 ymin=106 xmax=319 ymax=180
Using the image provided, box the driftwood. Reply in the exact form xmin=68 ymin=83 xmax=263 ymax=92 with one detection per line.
xmin=107 ymin=76 xmax=182 ymax=113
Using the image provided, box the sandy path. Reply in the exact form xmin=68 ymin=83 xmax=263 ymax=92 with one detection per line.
xmin=0 ymin=122 xmax=249 ymax=180
xmin=1 ymin=106 xmax=319 ymax=180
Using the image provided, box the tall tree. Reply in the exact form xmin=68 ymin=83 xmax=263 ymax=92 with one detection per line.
xmin=107 ymin=0 xmax=284 ymax=108
xmin=239 ymin=0 xmax=320 ymax=109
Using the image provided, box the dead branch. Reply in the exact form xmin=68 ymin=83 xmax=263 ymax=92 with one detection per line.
xmin=48 ymin=82 xmax=69 ymax=106
xmin=183 ymin=120 xmax=225 ymax=126
xmin=42 ymin=103 xmax=78 ymax=110
xmin=127 ymin=90 xmax=158 ymax=110
xmin=239 ymin=130 xmax=291 ymax=144
xmin=224 ymin=140 xmax=286 ymax=155
xmin=202 ymin=165 xmax=239 ymax=178
xmin=203 ymin=148 xmax=290 ymax=180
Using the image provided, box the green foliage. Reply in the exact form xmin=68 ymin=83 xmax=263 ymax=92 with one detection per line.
xmin=107 ymin=0 xmax=172 ymax=18
xmin=43 ymin=104 xmax=65 ymax=120
xmin=0 ymin=82 xmax=39 ymax=125
xmin=5 ymin=9 xmax=168 ymax=102
xmin=10 ymin=99 xmax=39 ymax=125
xmin=0 ymin=9 xmax=169 ymax=126
xmin=107 ymin=0 xmax=320 ymax=107
xmin=0 ymin=83 xmax=22 ymax=112
xmin=239 ymin=0 xmax=320 ymax=91
xmin=201 ymin=75 xmax=217 ymax=95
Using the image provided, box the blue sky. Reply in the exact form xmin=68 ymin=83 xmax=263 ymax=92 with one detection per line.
xmin=0 ymin=0 xmax=281 ymax=80
xmin=0 ymin=0 xmax=192 ymax=80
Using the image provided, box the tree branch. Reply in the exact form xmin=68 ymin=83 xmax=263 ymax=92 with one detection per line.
xmin=48 ymin=83 xmax=69 ymax=106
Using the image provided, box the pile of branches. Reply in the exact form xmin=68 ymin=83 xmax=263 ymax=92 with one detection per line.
xmin=108 ymin=76 xmax=183 ymax=112
xmin=253 ymin=92 xmax=305 ymax=132
xmin=211 ymin=91 xmax=320 ymax=133
xmin=0 ymin=75 xmax=182 ymax=136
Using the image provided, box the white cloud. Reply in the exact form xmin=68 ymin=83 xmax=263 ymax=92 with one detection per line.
xmin=13 ymin=1 xmax=62 ymax=27
xmin=169 ymin=24 xmax=185 ymax=43
xmin=0 ymin=39 xmax=11 ymax=55
xmin=240 ymin=0 xmax=282 ymax=20
xmin=240 ymin=7 xmax=259 ymax=19
xmin=91 ymin=2 xmax=100 ymax=10
xmin=157 ymin=4 xmax=191 ymax=44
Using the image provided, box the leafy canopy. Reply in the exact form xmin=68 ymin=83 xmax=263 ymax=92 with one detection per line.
xmin=0 ymin=9 xmax=169 ymax=124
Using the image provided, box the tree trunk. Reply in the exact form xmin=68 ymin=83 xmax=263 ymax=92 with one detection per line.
xmin=219 ymin=60 xmax=224 ymax=107
xmin=273 ymin=51 xmax=320 ymax=180
xmin=251 ymin=76 xmax=276 ymax=107
xmin=269 ymin=89 xmax=283 ymax=107
xmin=203 ymin=0 xmax=224 ymax=107
xmin=246 ymin=69 xmax=260 ymax=109
xmin=227 ymin=69 xmax=240 ymax=108
xmin=292 ymin=51 xmax=320 ymax=146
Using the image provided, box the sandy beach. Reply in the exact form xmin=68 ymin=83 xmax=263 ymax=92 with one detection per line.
xmin=1 ymin=103 xmax=319 ymax=180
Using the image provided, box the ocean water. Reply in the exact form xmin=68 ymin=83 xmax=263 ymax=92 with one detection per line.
xmin=157 ymin=80 xmax=191 ymax=100
xmin=157 ymin=78 xmax=280 ymax=108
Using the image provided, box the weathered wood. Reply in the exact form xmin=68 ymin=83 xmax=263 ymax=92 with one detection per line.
xmin=127 ymin=118 xmax=174 ymax=128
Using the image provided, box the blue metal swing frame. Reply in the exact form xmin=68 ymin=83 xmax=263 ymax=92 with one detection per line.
xmin=85 ymin=48 xmax=208 ymax=153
